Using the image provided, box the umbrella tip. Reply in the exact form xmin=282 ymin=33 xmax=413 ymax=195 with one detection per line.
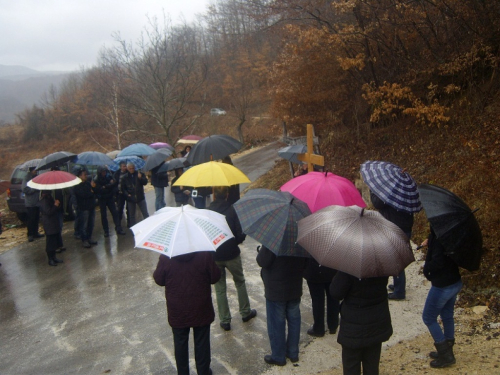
xmin=360 ymin=208 xmax=365 ymax=217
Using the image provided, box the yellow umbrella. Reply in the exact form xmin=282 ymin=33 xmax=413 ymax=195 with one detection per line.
xmin=173 ymin=161 xmax=250 ymax=187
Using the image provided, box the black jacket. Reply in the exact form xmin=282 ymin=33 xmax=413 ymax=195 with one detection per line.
xmin=207 ymin=199 xmax=246 ymax=261
xmin=94 ymin=167 xmax=117 ymax=200
xmin=38 ymin=194 xmax=61 ymax=235
xmin=151 ymin=166 xmax=169 ymax=188
xmin=330 ymin=271 xmax=393 ymax=349
xmin=74 ymin=180 xmax=96 ymax=211
xmin=303 ymin=257 xmax=337 ymax=284
xmin=423 ymin=230 xmax=461 ymax=288
xmin=371 ymin=192 xmax=413 ymax=237
xmin=171 ymin=176 xmax=191 ymax=204
xmin=121 ymin=171 xmax=148 ymax=202
xmin=257 ymin=246 xmax=307 ymax=302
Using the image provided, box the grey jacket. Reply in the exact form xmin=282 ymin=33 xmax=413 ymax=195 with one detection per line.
xmin=22 ymin=174 xmax=40 ymax=208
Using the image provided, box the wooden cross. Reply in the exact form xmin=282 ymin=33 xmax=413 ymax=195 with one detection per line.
xmin=297 ymin=124 xmax=324 ymax=172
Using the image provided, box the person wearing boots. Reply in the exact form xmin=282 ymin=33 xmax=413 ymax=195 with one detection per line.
xmin=94 ymin=166 xmax=126 ymax=237
xmin=114 ymin=161 xmax=130 ymax=228
xmin=38 ymin=191 xmax=63 ymax=266
xmin=421 ymin=227 xmax=461 ymax=368
xmin=74 ymin=168 xmax=98 ymax=248
xmin=120 ymin=162 xmax=149 ymax=227
xmin=22 ymin=167 xmax=44 ymax=242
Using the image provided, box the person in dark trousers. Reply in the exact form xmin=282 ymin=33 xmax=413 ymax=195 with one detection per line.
xmin=94 ymin=166 xmax=126 ymax=237
xmin=120 ymin=162 xmax=149 ymax=226
xmin=38 ymin=190 xmax=64 ymax=266
xmin=222 ymin=156 xmax=240 ymax=205
xmin=257 ymin=245 xmax=307 ymax=366
xmin=153 ymin=252 xmax=221 ymax=375
xmin=207 ymin=186 xmax=256 ymax=331
xmin=74 ymin=169 xmax=97 ymax=248
xmin=370 ymin=191 xmax=413 ymax=300
xmin=303 ymin=258 xmax=339 ymax=337
xmin=50 ymin=167 xmax=66 ymax=254
xmin=113 ymin=161 xmax=130 ymax=227
xmin=330 ymin=271 xmax=393 ymax=375
xmin=420 ymin=227 xmax=461 ymax=368
xmin=171 ymin=168 xmax=191 ymax=207
xmin=22 ymin=167 xmax=44 ymax=242
xmin=151 ymin=164 xmax=169 ymax=211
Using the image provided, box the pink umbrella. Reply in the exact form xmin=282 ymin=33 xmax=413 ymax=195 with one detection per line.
xmin=27 ymin=171 xmax=81 ymax=190
xmin=280 ymin=171 xmax=366 ymax=212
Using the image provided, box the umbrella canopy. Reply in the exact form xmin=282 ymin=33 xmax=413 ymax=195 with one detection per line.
xmin=76 ymin=151 xmax=115 ymax=166
xmin=143 ymin=148 xmax=173 ymax=172
xmin=117 ymin=143 xmax=156 ymax=157
xmin=233 ymin=189 xmax=311 ymax=257
xmin=297 ymin=205 xmax=414 ymax=278
xmin=109 ymin=156 xmax=146 ymax=172
xmin=419 ymin=184 xmax=483 ymax=271
xmin=20 ymin=158 xmax=42 ymax=171
xmin=131 ymin=205 xmax=234 ymax=257
xmin=186 ymin=135 xmax=242 ymax=166
xmin=36 ymin=151 xmax=77 ymax=171
xmin=27 ymin=171 xmax=81 ymax=190
xmin=173 ymin=161 xmax=250 ymax=188
xmin=177 ymin=135 xmax=203 ymax=144
xmin=157 ymin=157 xmax=187 ymax=173
xmin=278 ymin=145 xmax=307 ymax=164
xmin=360 ymin=160 xmax=422 ymax=213
xmin=281 ymin=171 xmax=367 ymax=212
xmin=150 ymin=142 xmax=175 ymax=151
xmin=0 ymin=180 xmax=11 ymax=195
xmin=106 ymin=150 xmax=120 ymax=159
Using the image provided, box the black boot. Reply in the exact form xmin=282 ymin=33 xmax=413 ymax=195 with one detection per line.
xmin=430 ymin=340 xmax=456 ymax=368
xmin=429 ymin=338 xmax=454 ymax=359
xmin=52 ymin=256 xmax=63 ymax=264
xmin=48 ymin=258 xmax=58 ymax=266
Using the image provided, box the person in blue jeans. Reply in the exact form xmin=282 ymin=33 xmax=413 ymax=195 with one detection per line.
xmin=256 ymin=245 xmax=306 ymax=366
xmin=421 ymin=228 xmax=462 ymax=368
xmin=150 ymin=164 xmax=169 ymax=211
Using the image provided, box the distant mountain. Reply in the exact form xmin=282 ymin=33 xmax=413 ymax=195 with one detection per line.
xmin=0 ymin=64 xmax=74 ymax=124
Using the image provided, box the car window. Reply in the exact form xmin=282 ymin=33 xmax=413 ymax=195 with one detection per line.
xmin=10 ymin=168 xmax=28 ymax=185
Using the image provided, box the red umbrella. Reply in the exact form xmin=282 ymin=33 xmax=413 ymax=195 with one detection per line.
xmin=0 ymin=180 xmax=10 ymax=195
xmin=280 ymin=171 xmax=367 ymax=213
xmin=27 ymin=171 xmax=81 ymax=190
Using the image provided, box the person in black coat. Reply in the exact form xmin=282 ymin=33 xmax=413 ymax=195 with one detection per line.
xmin=222 ymin=156 xmax=240 ymax=205
xmin=120 ymin=162 xmax=149 ymax=226
xmin=151 ymin=164 xmax=169 ymax=211
xmin=370 ymin=191 xmax=414 ymax=300
xmin=38 ymin=191 xmax=64 ymax=266
xmin=207 ymin=186 xmax=256 ymax=331
xmin=420 ymin=228 xmax=462 ymax=368
xmin=94 ymin=166 xmax=125 ymax=237
xmin=330 ymin=271 xmax=393 ymax=375
xmin=171 ymin=168 xmax=191 ymax=207
xmin=303 ymin=258 xmax=339 ymax=337
xmin=113 ymin=161 xmax=130 ymax=227
xmin=257 ymin=245 xmax=307 ymax=366
xmin=74 ymin=168 xmax=97 ymax=248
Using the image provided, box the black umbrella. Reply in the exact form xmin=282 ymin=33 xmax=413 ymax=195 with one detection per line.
xmin=186 ymin=135 xmax=242 ymax=166
xmin=419 ymin=184 xmax=483 ymax=271
xmin=157 ymin=157 xmax=187 ymax=173
xmin=143 ymin=148 xmax=173 ymax=172
xmin=36 ymin=151 xmax=77 ymax=171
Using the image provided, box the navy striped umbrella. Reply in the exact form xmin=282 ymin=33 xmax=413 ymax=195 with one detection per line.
xmin=233 ymin=189 xmax=311 ymax=257
xmin=109 ymin=156 xmax=146 ymax=172
xmin=360 ymin=160 xmax=422 ymax=213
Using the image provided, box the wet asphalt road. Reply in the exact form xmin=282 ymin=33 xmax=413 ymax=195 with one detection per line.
xmin=0 ymin=142 xmax=328 ymax=375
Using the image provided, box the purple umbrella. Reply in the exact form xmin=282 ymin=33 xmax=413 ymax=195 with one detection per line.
xmin=150 ymin=142 xmax=175 ymax=151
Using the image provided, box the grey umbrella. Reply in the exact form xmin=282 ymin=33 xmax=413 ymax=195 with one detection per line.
xmin=20 ymin=158 xmax=42 ymax=170
xmin=143 ymin=148 xmax=173 ymax=172
xmin=157 ymin=157 xmax=187 ymax=173
xmin=36 ymin=151 xmax=77 ymax=171
xmin=186 ymin=135 xmax=242 ymax=166
xmin=278 ymin=145 xmax=307 ymax=164
xmin=297 ymin=205 xmax=414 ymax=278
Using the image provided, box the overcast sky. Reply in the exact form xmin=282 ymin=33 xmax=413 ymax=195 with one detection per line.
xmin=0 ymin=0 xmax=209 ymax=72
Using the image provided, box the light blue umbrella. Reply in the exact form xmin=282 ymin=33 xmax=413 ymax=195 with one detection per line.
xmin=117 ymin=143 xmax=156 ymax=157
xmin=76 ymin=151 xmax=114 ymax=166
xmin=110 ymin=156 xmax=146 ymax=172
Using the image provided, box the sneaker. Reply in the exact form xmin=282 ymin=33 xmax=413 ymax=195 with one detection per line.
xmin=242 ymin=309 xmax=257 ymax=322
xmin=307 ymin=327 xmax=325 ymax=337
xmin=88 ymin=239 xmax=98 ymax=245
xmin=83 ymin=241 xmax=91 ymax=248
xmin=34 ymin=233 xmax=45 ymax=238
xmin=388 ymin=284 xmax=395 ymax=291
xmin=220 ymin=322 xmax=231 ymax=331
xmin=55 ymin=247 xmax=66 ymax=253
xmin=388 ymin=293 xmax=405 ymax=301
xmin=28 ymin=236 xmax=34 ymax=242
xmin=116 ymin=229 xmax=126 ymax=235
xmin=264 ymin=355 xmax=286 ymax=366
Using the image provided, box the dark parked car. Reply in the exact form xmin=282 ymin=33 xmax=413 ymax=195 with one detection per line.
xmin=6 ymin=165 xmax=75 ymax=222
